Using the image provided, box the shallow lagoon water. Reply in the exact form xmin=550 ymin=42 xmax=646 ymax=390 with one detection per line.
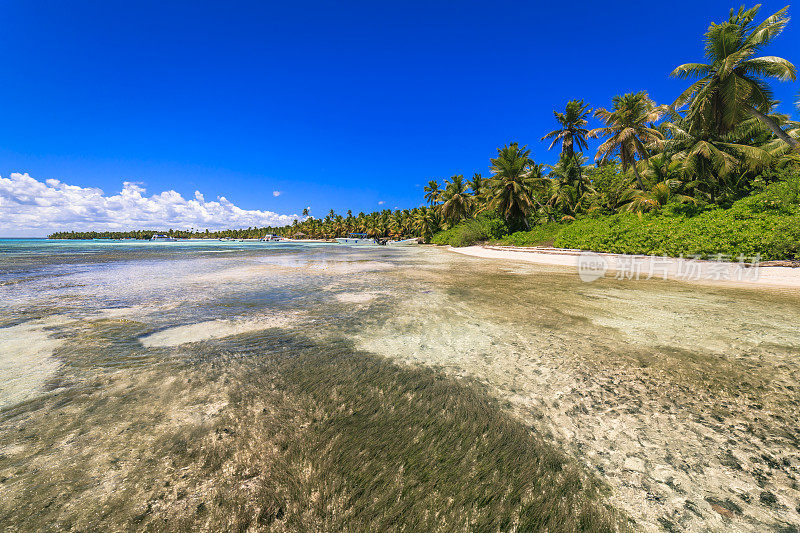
xmin=1 ymin=239 xmax=799 ymax=531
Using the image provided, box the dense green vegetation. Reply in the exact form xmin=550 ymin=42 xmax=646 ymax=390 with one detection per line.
xmin=48 ymin=228 xmax=281 ymax=240
xmin=51 ymin=5 xmax=800 ymax=262
xmin=425 ymin=5 xmax=800 ymax=254
xmin=488 ymin=175 xmax=800 ymax=260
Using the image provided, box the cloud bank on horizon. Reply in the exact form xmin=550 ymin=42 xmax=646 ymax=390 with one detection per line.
xmin=0 ymin=173 xmax=299 ymax=237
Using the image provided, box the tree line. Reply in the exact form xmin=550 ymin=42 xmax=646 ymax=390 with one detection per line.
xmin=51 ymin=5 xmax=799 ymax=242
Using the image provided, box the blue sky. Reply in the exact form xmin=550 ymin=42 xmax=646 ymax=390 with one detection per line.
xmin=1 ymin=1 xmax=798 ymax=234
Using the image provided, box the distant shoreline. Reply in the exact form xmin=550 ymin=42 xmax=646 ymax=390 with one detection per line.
xmin=449 ymin=245 xmax=800 ymax=289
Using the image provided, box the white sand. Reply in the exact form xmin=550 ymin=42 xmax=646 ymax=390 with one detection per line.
xmin=335 ymin=292 xmax=380 ymax=304
xmin=0 ymin=320 xmax=65 ymax=409
xmin=450 ymin=245 xmax=800 ymax=289
xmin=139 ymin=315 xmax=299 ymax=347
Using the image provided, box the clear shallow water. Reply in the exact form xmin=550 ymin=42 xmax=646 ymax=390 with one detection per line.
xmin=1 ymin=239 xmax=799 ymax=531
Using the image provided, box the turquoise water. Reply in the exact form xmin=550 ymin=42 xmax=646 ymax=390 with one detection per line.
xmin=0 ymin=239 xmax=427 ymax=406
xmin=1 ymin=239 xmax=800 ymax=530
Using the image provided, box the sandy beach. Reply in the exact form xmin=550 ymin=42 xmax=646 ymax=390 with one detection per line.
xmin=449 ymin=245 xmax=800 ymax=290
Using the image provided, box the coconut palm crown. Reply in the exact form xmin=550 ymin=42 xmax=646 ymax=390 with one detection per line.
xmin=541 ymin=99 xmax=592 ymax=160
xmin=588 ymin=91 xmax=667 ymax=189
xmin=670 ymin=4 xmax=798 ymax=150
xmin=487 ymin=143 xmax=542 ymax=229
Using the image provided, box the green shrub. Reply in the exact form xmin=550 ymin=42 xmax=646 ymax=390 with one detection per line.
xmin=554 ymin=179 xmax=800 ymax=260
xmin=496 ymin=223 xmax=563 ymax=246
xmin=431 ymin=215 xmax=508 ymax=247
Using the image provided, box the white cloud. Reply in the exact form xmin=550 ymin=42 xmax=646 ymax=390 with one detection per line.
xmin=378 ymin=200 xmax=385 ymax=205
xmin=272 ymin=190 xmax=281 ymax=197
xmin=0 ymin=173 xmax=300 ymax=236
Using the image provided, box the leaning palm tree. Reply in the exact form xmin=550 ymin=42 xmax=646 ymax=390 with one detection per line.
xmin=671 ymin=5 xmax=798 ymax=150
xmin=423 ymin=180 xmax=441 ymax=206
xmin=486 ymin=143 xmax=543 ymax=229
xmin=438 ymin=175 xmax=473 ymax=226
xmin=541 ymin=99 xmax=592 ymax=161
xmin=588 ymin=91 xmax=667 ymax=189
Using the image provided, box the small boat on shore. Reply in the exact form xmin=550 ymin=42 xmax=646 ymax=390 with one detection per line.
xmin=260 ymin=234 xmax=288 ymax=242
xmin=150 ymin=234 xmax=177 ymax=242
xmin=335 ymin=233 xmax=379 ymax=245
xmin=386 ymin=238 xmax=419 ymax=246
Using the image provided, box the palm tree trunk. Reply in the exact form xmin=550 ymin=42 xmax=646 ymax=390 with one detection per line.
xmin=632 ymin=162 xmax=645 ymax=190
xmin=746 ymin=105 xmax=800 ymax=151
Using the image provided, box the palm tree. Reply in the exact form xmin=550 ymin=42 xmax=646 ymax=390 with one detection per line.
xmin=412 ymin=207 xmax=438 ymax=242
xmin=389 ymin=210 xmax=404 ymax=237
xmin=486 ymin=143 xmax=542 ymax=229
xmin=588 ymin=91 xmax=667 ymax=190
xmin=541 ymin=99 xmax=592 ymax=160
xmin=549 ymin=153 xmax=593 ymax=196
xmin=546 ymin=180 xmax=591 ymax=221
xmin=547 ymin=154 xmax=595 ymax=218
xmin=423 ymin=180 xmax=441 ymax=206
xmin=671 ymin=5 xmax=798 ymax=150
xmin=438 ymin=175 xmax=473 ymax=226
xmin=468 ymin=173 xmax=485 ymax=197
xmin=665 ymin=120 xmax=771 ymax=203
xmin=621 ymin=179 xmax=697 ymax=213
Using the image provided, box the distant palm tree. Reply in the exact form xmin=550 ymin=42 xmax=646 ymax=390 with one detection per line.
xmin=389 ymin=210 xmax=404 ymax=237
xmin=546 ymin=154 xmax=595 ymax=219
xmin=423 ymin=180 xmax=442 ymax=206
xmin=302 ymin=207 xmax=310 ymax=217
xmin=541 ymin=99 xmax=592 ymax=160
xmin=671 ymin=5 xmax=798 ymax=150
xmin=589 ymin=91 xmax=667 ymax=190
xmin=439 ymin=175 xmax=473 ymax=226
xmin=548 ymin=153 xmax=593 ymax=198
xmin=468 ymin=173 xmax=485 ymax=197
xmin=412 ymin=207 xmax=438 ymax=242
xmin=486 ymin=143 xmax=542 ymax=229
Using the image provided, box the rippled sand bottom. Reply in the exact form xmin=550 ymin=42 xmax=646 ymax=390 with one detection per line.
xmin=353 ymin=257 xmax=800 ymax=531
xmin=1 ymin=245 xmax=799 ymax=531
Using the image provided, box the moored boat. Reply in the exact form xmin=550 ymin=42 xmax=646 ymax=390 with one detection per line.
xmin=150 ymin=234 xmax=177 ymax=242
xmin=335 ymin=233 xmax=379 ymax=245
xmin=260 ymin=234 xmax=288 ymax=242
